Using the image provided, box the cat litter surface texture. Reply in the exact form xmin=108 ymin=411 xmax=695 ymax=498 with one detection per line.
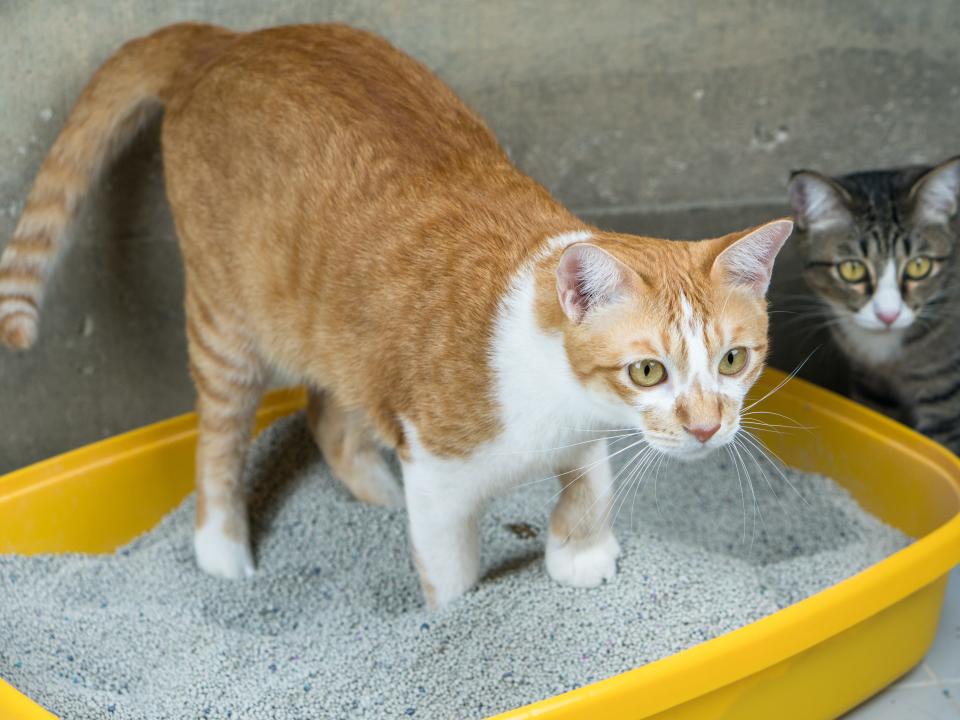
xmin=0 ymin=415 xmax=910 ymax=719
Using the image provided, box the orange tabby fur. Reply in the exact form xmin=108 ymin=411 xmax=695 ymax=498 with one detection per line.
xmin=0 ymin=23 xmax=791 ymax=605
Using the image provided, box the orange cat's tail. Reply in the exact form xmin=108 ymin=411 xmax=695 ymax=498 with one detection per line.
xmin=0 ymin=23 xmax=236 ymax=350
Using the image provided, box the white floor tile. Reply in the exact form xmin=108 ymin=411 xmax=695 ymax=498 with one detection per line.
xmin=897 ymin=662 xmax=939 ymax=689
xmin=926 ymin=568 xmax=960 ymax=683
xmin=845 ymin=567 xmax=960 ymax=718
xmin=843 ymin=685 xmax=960 ymax=719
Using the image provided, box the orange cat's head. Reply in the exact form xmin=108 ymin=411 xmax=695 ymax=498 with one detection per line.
xmin=540 ymin=219 xmax=793 ymax=459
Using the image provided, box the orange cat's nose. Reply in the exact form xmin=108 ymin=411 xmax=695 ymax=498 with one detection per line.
xmin=684 ymin=424 xmax=720 ymax=444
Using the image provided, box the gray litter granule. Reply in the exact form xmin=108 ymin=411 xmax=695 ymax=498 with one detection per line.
xmin=0 ymin=415 xmax=910 ymax=719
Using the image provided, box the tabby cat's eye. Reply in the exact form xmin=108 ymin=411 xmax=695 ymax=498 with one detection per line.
xmin=837 ymin=260 xmax=867 ymax=283
xmin=904 ymin=256 xmax=933 ymax=280
xmin=718 ymin=347 xmax=747 ymax=376
xmin=628 ymin=359 xmax=666 ymax=387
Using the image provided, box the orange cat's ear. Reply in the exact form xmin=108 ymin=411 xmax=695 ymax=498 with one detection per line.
xmin=556 ymin=243 xmax=630 ymax=323
xmin=711 ymin=219 xmax=793 ymax=296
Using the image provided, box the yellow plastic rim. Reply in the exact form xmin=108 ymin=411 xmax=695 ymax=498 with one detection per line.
xmin=1 ymin=370 xmax=958 ymax=719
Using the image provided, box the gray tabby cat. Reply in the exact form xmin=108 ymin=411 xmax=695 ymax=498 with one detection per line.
xmin=788 ymin=156 xmax=960 ymax=453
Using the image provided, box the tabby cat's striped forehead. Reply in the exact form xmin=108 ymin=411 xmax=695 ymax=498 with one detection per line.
xmin=794 ymin=164 xmax=958 ymax=265
xmin=829 ymin=168 xmax=931 ymax=258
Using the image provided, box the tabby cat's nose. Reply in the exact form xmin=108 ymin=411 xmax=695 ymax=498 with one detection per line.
xmin=684 ymin=424 xmax=720 ymax=444
xmin=876 ymin=308 xmax=900 ymax=326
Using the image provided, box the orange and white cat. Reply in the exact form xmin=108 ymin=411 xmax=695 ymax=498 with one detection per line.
xmin=0 ymin=23 xmax=792 ymax=607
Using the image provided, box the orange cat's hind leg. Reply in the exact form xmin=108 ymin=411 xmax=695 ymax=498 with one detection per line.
xmin=186 ymin=291 xmax=265 ymax=580
xmin=306 ymin=389 xmax=404 ymax=509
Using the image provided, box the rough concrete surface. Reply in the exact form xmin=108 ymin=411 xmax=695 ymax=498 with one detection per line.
xmin=2 ymin=1 xmax=958 ymax=470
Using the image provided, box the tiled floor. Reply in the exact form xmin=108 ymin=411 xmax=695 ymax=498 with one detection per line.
xmin=844 ymin=567 xmax=960 ymax=718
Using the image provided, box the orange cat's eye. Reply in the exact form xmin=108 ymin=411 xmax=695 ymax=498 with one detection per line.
xmin=719 ymin=347 xmax=748 ymax=376
xmin=628 ymin=359 xmax=666 ymax=387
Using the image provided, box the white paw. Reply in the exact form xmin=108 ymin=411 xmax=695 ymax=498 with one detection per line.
xmin=545 ymin=531 xmax=621 ymax=588
xmin=194 ymin=524 xmax=255 ymax=580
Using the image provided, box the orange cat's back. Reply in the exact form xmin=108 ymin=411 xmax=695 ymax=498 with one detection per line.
xmin=162 ymin=24 xmax=582 ymax=452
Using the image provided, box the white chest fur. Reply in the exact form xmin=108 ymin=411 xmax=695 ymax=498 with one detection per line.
xmin=402 ymin=261 xmax=622 ymax=501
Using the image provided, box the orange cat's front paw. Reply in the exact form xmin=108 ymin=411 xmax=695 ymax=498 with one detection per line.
xmin=545 ymin=531 xmax=621 ymax=588
xmin=194 ymin=521 xmax=255 ymax=580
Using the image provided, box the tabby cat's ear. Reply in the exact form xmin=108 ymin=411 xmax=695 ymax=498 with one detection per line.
xmin=711 ymin=219 xmax=793 ymax=296
xmin=556 ymin=243 xmax=630 ymax=323
xmin=910 ymin=156 xmax=960 ymax=226
xmin=788 ymin=171 xmax=852 ymax=231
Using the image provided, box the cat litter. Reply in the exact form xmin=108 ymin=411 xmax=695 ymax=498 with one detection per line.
xmin=0 ymin=414 xmax=909 ymax=719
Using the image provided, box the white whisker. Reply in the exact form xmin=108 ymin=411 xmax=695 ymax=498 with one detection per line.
xmin=487 ymin=430 xmax=641 ymax=457
xmin=725 ymin=445 xmax=747 ymax=543
xmin=514 ymin=436 xmax=647 ymax=493
xmin=731 ymin=438 xmax=761 ymax=550
xmin=741 ymin=409 xmax=813 ymax=429
xmin=737 ymin=431 xmax=786 ymax=514
xmin=563 ymin=444 xmax=652 ymax=542
xmin=739 ymin=430 xmax=810 ymax=506
xmin=609 ymin=447 xmax=662 ymax=530
xmin=743 ymin=349 xmax=819 ymax=412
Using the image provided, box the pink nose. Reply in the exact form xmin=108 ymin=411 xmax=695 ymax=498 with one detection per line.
xmin=684 ymin=424 xmax=720 ymax=444
xmin=876 ymin=308 xmax=900 ymax=326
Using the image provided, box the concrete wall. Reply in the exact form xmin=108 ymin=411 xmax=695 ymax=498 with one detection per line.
xmin=2 ymin=1 xmax=958 ymax=471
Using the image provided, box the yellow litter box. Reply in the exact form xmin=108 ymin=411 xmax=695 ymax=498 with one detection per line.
xmin=1 ymin=368 xmax=959 ymax=719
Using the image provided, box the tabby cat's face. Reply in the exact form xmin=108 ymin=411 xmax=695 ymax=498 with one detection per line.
xmin=789 ymin=157 xmax=960 ymax=364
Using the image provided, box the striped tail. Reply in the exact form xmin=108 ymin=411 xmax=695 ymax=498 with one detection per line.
xmin=0 ymin=22 xmax=235 ymax=350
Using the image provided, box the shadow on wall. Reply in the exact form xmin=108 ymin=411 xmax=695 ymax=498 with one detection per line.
xmin=0 ymin=118 xmax=191 ymax=473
